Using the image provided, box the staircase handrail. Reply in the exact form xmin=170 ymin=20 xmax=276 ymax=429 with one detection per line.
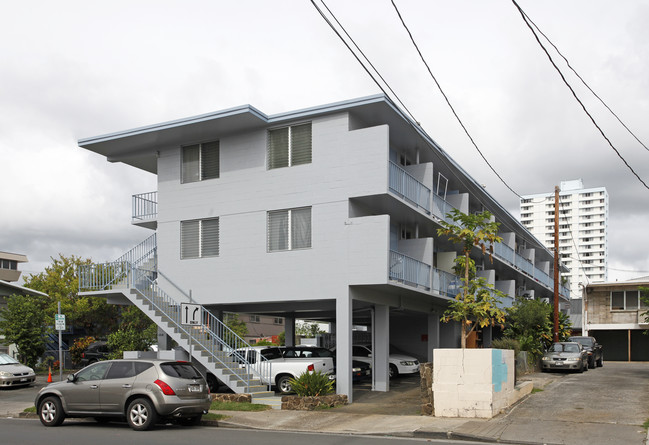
xmin=131 ymin=267 xmax=271 ymax=391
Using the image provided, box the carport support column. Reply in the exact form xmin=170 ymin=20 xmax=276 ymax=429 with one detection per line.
xmin=427 ymin=312 xmax=440 ymax=363
xmin=374 ymin=304 xmax=390 ymax=391
xmin=285 ymin=315 xmax=296 ymax=347
xmin=336 ymin=294 xmax=353 ymax=402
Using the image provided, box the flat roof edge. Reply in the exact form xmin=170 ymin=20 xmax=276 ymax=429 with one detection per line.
xmin=78 ymin=104 xmax=269 ymax=147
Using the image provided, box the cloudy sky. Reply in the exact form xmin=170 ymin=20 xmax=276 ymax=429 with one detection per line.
xmin=1 ymin=0 xmax=647 ymax=285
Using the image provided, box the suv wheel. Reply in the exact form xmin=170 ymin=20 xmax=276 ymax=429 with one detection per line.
xmin=38 ymin=396 xmax=65 ymax=427
xmin=127 ymin=398 xmax=158 ymax=431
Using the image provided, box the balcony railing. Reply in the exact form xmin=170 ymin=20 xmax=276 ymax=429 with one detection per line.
xmin=433 ymin=268 xmax=462 ymax=298
xmin=389 ymin=250 xmax=431 ymax=290
xmin=432 ymin=194 xmax=458 ymax=224
xmin=133 ymin=191 xmax=158 ymax=222
xmin=389 ymin=162 xmax=431 ymax=214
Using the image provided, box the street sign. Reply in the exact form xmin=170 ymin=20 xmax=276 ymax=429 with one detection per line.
xmin=55 ymin=314 xmax=66 ymax=331
xmin=181 ymin=303 xmax=201 ymax=325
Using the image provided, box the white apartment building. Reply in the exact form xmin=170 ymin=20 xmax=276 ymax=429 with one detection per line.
xmin=520 ymin=179 xmax=608 ymax=300
xmin=78 ymin=95 xmax=568 ymax=401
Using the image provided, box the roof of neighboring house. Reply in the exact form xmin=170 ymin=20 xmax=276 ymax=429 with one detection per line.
xmin=0 ymin=280 xmax=48 ymax=298
xmin=0 ymin=252 xmax=28 ymax=263
xmin=586 ymin=278 xmax=649 ymax=289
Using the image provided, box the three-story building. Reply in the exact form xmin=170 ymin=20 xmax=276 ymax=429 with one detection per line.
xmin=78 ymin=95 xmax=567 ymax=400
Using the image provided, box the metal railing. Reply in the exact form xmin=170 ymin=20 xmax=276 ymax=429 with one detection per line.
xmin=389 ymin=162 xmax=431 ymax=214
xmin=389 ymin=250 xmax=431 ymax=290
xmin=432 ymin=268 xmax=462 ymax=298
xmin=432 ymin=194 xmax=458 ymax=224
xmin=131 ymin=268 xmax=271 ymax=391
xmin=132 ymin=191 xmax=158 ymax=222
xmin=78 ymin=234 xmax=157 ymax=291
xmin=78 ymin=237 xmax=270 ymax=393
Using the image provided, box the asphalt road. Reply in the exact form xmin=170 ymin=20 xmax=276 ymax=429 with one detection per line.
xmin=0 ymin=418 xmax=495 ymax=445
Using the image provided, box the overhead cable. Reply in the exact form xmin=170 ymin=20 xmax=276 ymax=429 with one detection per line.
xmin=511 ymin=0 xmax=649 ymax=191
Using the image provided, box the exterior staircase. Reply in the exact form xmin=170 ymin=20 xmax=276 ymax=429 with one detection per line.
xmin=78 ymin=234 xmax=273 ymax=397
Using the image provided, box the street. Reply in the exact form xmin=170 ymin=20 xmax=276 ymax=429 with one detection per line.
xmin=0 ymin=418 xmax=493 ymax=445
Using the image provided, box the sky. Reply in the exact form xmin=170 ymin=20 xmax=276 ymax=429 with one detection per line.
xmin=1 ymin=0 xmax=648 ymax=286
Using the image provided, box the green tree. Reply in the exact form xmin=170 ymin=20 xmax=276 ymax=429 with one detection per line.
xmin=640 ymin=287 xmax=649 ymax=332
xmin=437 ymin=209 xmax=507 ymax=348
xmin=503 ymin=297 xmax=572 ymax=359
xmin=106 ymin=327 xmax=156 ymax=359
xmin=0 ymin=294 xmax=49 ymax=367
xmin=222 ymin=313 xmax=248 ymax=346
xmin=296 ymin=321 xmax=324 ymax=338
xmin=22 ymin=254 xmax=119 ymax=336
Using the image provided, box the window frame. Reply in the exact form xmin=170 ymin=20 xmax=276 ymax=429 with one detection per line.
xmin=267 ymin=122 xmax=312 ymax=170
xmin=180 ymin=217 xmax=220 ymax=260
xmin=610 ymin=290 xmax=642 ymax=311
xmin=267 ymin=207 xmax=312 ymax=252
xmin=181 ymin=140 xmax=220 ymax=184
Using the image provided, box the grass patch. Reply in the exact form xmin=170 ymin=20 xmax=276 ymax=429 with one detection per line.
xmin=642 ymin=418 xmax=649 ymax=430
xmin=531 ymin=388 xmax=544 ymax=394
xmin=203 ymin=412 xmax=229 ymax=421
xmin=23 ymin=406 xmax=36 ymax=413
xmin=210 ymin=401 xmax=271 ymax=411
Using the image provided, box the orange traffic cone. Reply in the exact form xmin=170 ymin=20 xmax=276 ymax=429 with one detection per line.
xmin=47 ymin=366 xmax=52 ymax=383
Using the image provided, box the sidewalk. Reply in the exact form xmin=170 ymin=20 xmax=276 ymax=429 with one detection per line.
xmin=211 ymin=370 xmax=649 ymax=445
xmin=5 ymin=368 xmax=649 ymax=445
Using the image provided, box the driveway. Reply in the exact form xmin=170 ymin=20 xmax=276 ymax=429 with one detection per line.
xmin=455 ymin=361 xmax=649 ymax=445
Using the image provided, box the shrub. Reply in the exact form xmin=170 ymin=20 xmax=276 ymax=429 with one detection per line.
xmin=70 ymin=336 xmax=95 ymax=366
xmin=288 ymin=371 xmax=334 ymax=397
xmin=491 ymin=337 xmax=521 ymax=356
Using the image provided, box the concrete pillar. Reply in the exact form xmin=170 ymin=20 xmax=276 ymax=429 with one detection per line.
xmin=335 ymin=294 xmax=353 ymax=402
xmin=374 ymin=304 xmax=390 ymax=391
xmin=285 ymin=315 xmax=296 ymax=347
xmin=427 ymin=312 xmax=440 ymax=362
xmin=157 ymin=327 xmax=172 ymax=350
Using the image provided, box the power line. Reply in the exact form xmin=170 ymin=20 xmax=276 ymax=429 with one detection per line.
xmin=310 ymin=0 xmax=553 ymax=252
xmin=517 ymin=5 xmax=649 ymax=154
xmin=511 ymin=0 xmax=649 ymax=192
xmin=310 ymin=0 xmax=418 ymax=124
xmin=390 ymin=0 xmax=521 ymax=199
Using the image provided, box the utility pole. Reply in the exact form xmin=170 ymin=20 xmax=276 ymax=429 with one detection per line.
xmin=553 ymin=185 xmax=560 ymax=343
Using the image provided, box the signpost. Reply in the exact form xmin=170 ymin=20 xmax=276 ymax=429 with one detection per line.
xmin=55 ymin=303 xmax=65 ymax=381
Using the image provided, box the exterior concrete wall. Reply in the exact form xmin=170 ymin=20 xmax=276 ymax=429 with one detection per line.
xmin=433 ymin=348 xmax=515 ymax=418
xmin=156 ymin=112 xmax=391 ymax=305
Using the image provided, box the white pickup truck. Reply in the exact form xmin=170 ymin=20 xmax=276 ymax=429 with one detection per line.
xmin=235 ymin=346 xmax=335 ymax=394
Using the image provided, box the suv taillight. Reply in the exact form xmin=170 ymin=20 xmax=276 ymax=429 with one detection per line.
xmin=154 ymin=379 xmax=176 ymax=395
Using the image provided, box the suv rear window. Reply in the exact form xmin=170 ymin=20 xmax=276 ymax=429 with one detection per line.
xmin=160 ymin=362 xmax=202 ymax=379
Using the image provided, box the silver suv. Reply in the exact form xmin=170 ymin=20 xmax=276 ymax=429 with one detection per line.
xmin=35 ymin=359 xmax=211 ymax=430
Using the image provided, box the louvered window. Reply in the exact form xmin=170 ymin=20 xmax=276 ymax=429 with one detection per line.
xmin=181 ymin=218 xmax=219 ymax=259
xmin=182 ymin=141 xmax=220 ymax=183
xmin=267 ymin=207 xmax=311 ymax=252
xmin=267 ymin=123 xmax=311 ymax=170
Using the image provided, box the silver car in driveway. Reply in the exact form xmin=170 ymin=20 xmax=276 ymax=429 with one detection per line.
xmin=35 ymin=359 xmax=211 ymax=430
xmin=0 ymin=353 xmax=36 ymax=387
xmin=541 ymin=342 xmax=589 ymax=373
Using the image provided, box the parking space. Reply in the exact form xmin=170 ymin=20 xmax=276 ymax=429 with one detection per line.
xmin=334 ymin=373 xmax=422 ymax=415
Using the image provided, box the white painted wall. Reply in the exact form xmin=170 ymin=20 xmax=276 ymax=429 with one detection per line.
xmin=155 ymin=112 xmax=392 ymax=305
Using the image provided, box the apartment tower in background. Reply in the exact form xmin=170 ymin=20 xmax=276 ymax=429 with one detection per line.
xmin=520 ymin=179 xmax=608 ymax=299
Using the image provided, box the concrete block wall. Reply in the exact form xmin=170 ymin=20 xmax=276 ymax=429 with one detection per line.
xmin=432 ymin=348 xmax=515 ymax=418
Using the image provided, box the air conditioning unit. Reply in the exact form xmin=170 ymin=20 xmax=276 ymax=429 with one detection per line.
xmin=540 ymin=297 xmax=550 ymax=304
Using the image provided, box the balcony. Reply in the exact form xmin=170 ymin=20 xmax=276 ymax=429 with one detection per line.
xmin=389 ymin=250 xmax=431 ymax=290
xmin=388 ymin=162 xmax=431 ymax=214
xmin=132 ymin=191 xmax=158 ymax=229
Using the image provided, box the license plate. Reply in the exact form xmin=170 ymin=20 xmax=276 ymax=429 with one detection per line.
xmin=188 ymin=384 xmax=201 ymax=392
xmin=554 ymin=361 xmax=563 ymax=366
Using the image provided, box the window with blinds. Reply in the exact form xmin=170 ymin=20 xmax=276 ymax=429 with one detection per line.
xmin=182 ymin=141 xmax=220 ymax=183
xmin=267 ymin=123 xmax=311 ymax=170
xmin=181 ymin=217 xmax=219 ymax=259
xmin=267 ymin=207 xmax=311 ymax=252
